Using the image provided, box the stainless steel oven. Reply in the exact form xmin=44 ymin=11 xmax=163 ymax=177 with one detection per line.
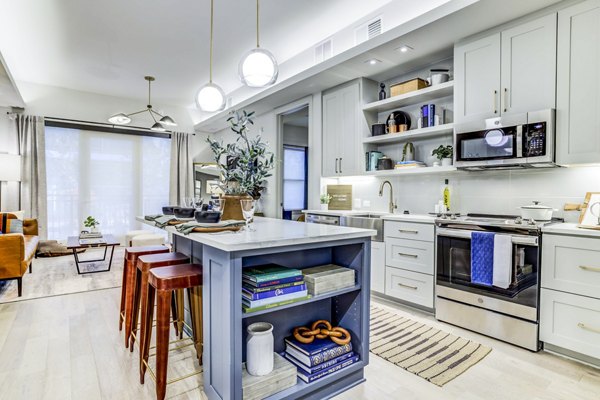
xmin=454 ymin=109 xmax=555 ymax=170
xmin=434 ymin=214 xmax=554 ymax=351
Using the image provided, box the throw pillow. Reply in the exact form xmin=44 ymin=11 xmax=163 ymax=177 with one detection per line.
xmin=0 ymin=213 xmax=23 ymax=234
xmin=6 ymin=210 xmax=24 ymax=220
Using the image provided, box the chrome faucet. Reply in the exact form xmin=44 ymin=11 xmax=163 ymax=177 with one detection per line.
xmin=378 ymin=180 xmax=397 ymax=214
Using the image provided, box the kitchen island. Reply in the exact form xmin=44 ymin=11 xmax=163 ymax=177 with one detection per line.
xmin=139 ymin=217 xmax=375 ymax=400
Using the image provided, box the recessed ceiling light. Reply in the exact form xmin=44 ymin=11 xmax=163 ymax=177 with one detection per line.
xmin=365 ymin=58 xmax=381 ymax=65
xmin=396 ymin=45 xmax=413 ymax=53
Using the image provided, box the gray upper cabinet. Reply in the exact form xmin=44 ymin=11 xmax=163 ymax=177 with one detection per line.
xmin=455 ymin=14 xmax=557 ymax=123
xmin=455 ymin=34 xmax=501 ymax=123
xmin=322 ymin=79 xmax=376 ymax=177
xmin=557 ymin=0 xmax=600 ymax=165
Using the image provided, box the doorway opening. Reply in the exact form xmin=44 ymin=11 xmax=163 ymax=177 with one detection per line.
xmin=279 ymin=105 xmax=309 ymax=220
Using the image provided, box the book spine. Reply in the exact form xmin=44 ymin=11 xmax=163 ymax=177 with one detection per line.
xmin=285 ymin=351 xmax=354 ymax=374
xmin=244 ymin=271 xmax=302 ymax=283
xmin=242 ymin=290 xmax=308 ymax=308
xmin=243 ymin=280 xmax=304 ymax=294
xmin=243 ymin=275 xmax=303 ymax=288
xmin=301 ymin=356 xmax=359 ymax=383
xmin=309 ymin=343 xmax=352 ymax=365
xmin=242 ymin=295 xmax=311 ymax=313
xmin=242 ymin=284 xmax=307 ymax=300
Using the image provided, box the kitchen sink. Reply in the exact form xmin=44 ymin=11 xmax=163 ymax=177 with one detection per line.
xmin=340 ymin=213 xmax=388 ymax=242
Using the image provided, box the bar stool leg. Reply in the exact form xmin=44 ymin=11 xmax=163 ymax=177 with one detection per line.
xmin=176 ymin=289 xmax=185 ymax=339
xmin=187 ymin=286 xmax=203 ymax=364
xmin=119 ymin=255 xmax=129 ymax=331
xmin=140 ymin=284 xmax=156 ymax=384
xmin=129 ymin=266 xmax=142 ymax=352
xmin=123 ymin=259 xmax=137 ymax=347
xmin=155 ymin=289 xmax=172 ymax=400
xmin=170 ymin=295 xmax=179 ymax=337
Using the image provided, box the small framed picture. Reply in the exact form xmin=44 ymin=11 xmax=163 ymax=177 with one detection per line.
xmin=578 ymin=192 xmax=600 ymax=230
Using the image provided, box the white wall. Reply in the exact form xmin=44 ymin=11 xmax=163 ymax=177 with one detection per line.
xmin=0 ymin=107 xmax=20 ymax=212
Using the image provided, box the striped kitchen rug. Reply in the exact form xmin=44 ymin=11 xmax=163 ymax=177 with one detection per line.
xmin=369 ymin=306 xmax=492 ymax=386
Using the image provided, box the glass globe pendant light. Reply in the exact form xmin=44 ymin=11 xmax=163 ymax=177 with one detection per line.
xmin=196 ymin=0 xmax=226 ymax=112
xmin=238 ymin=0 xmax=278 ymax=88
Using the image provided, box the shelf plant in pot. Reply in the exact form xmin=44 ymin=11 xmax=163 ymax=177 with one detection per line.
xmin=207 ymin=110 xmax=275 ymax=221
xmin=83 ymin=216 xmax=100 ymax=233
xmin=432 ymin=145 xmax=453 ymax=167
xmin=320 ymin=194 xmax=332 ymax=211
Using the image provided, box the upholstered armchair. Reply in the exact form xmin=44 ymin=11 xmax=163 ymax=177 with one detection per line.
xmin=0 ymin=214 xmax=39 ymax=296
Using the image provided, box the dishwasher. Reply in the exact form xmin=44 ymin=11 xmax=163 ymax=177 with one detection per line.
xmin=305 ymin=213 xmax=340 ymax=226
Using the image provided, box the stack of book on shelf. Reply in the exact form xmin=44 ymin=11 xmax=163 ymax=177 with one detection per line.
xmin=283 ymin=336 xmax=359 ymax=383
xmin=301 ymin=264 xmax=355 ymax=296
xmin=395 ymin=160 xmax=426 ymax=169
xmin=242 ymin=264 xmax=310 ymax=313
xmin=79 ymin=231 xmax=103 ymax=239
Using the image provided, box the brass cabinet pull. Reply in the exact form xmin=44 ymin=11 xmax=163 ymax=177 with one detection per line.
xmin=397 ymin=282 xmax=418 ymax=290
xmin=398 ymin=252 xmax=418 ymax=258
xmin=398 ymin=229 xmax=419 ymax=234
xmin=578 ymin=322 xmax=600 ymax=334
xmin=579 ymin=265 xmax=600 ymax=273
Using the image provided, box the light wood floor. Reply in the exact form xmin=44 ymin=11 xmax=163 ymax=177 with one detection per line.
xmin=0 ymin=288 xmax=598 ymax=400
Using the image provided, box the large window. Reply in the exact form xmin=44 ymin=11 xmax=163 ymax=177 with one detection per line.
xmin=45 ymin=126 xmax=170 ymax=241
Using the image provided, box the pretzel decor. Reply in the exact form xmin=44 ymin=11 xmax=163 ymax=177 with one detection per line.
xmin=293 ymin=319 xmax=351 ymax=345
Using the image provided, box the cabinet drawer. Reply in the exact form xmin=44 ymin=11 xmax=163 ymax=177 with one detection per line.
xmin=384 ymin=221 xmax=434 ymax=242
xmin=385 ymin=267 xmax=434 ymax=308
xmin=386 ymin=237 xmax=434 ymax=275
xmin=541 ymin=235 xmax=600 ymax=299
xmin=540 ymin=289 xmax=600 ymax=360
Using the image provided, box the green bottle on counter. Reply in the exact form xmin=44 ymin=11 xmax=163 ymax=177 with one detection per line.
xmin=443 ymin=179 xmax=451 ymax=212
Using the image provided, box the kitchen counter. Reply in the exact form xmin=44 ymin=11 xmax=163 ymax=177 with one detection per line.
xmin=138 ymin=216 xmax=373 ymax=400
xmin=381 ymin=214 xmax=436 ymax=224
xmin=302 ymin=210 xmax=436 ymax=224
xmin=302 ymin=209 xmax=368 ymax=217
xmin=542 ymin=223 xmax=600 ymax=238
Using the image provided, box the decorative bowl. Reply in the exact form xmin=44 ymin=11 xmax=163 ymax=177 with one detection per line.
xmin=194 ymin=210 xmax=222 ymax=223
xmin=173 ymin=207 xmax=196 ymax=219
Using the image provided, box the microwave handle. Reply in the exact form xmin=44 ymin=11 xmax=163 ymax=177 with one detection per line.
xmin=436 ymin=227 xmax=538 ymax=246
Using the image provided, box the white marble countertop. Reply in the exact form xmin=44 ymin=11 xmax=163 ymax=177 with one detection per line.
xmin=542 ymin=223 xmax=600 ymax=239
xmin=302 ymin=209 xmax=436 ymax=224
xmin=381 ymin=214 xmax=436 ymax=224
xmin=137 ymin=216 xmax=376 ymax=252
xmin=302 ymin=209 xmax=368 ymax=217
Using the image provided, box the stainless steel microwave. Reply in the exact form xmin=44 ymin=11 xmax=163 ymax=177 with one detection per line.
xmin=454 ymin=109 xmax=555 ymax=170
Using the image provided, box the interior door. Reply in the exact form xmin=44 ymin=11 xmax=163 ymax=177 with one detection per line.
xmin=455 ymin=33 xmax=501 ymax=123
xmin=556 ymin=0 xmax=600 ymax=165
xmin=501 ymin=14 xmax=557 ymax=116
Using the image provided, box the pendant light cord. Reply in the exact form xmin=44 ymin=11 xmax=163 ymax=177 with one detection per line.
xmin=209 ymin=0 xmax=214 ymax=83
xmin=147 ymin=79 xmax=151 ymax=106
xmin=256 ymin=0 xmax=260 ymax=48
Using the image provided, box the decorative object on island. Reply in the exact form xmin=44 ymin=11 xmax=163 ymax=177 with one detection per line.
xmin=301 ymin=264 xmax=355 ymax=295
xmin=108 ymin=76 xmax=177 ymax=131
xmin=246 ymin=322 xmax=275 ymax=376
xmin=82 ymin=216 xmax=100 ymax=234
xmin=238 ymin=0 xmax=278 ymax=88
xmin=319 ymin=193 xmax=332 ymax=211
xmin=293 ymin=320 xmax=351 ymax=345
xmin=402 ymin=142 xmax=415 ymax=162
xmin=196 ymin=0 xmax=226 ymax=112
xmin=578 ymin=192 xmax=600 ymax=230
xmin=240 ymin=198 xmax=257 ymax=230
xmin=242 ymin=264 xmax=309 ymax=313
xmin=432 ymin=144 xmax=454 ymax=167
xmin=326 ymin=185 xmax=352 ymax=210
xmin=284 ymin=331 xmax=357 ymax=383
xmin=378 ymin=83 xmax=386 ymax=100
xmin=242 ymin=352 xmax=297 ymax=400
xmin=390 ymin=78 xmax=428 ymax=97
xmin=172 ymin=207 xmax=196 ymax=219
xmin=207 ymin=110 xmax=275 ymax=220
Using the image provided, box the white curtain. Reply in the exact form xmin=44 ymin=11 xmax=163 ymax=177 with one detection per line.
xmin=169 ymin=132 xmax=193 ymax=206
xmin=16 ymin=115 xmax=48 ymax=238
xmin=45 ymin=126 xmax=170 ymax=241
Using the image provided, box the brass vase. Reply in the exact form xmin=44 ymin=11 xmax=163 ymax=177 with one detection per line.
xmin=221 ymin=194 xmax=253 ymax=221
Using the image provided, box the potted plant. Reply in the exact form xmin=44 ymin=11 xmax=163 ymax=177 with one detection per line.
xmin=432 ymin=145 xmax=453 ymax=167
xmin=402 ymin=142 xmax=415 ymax=162
xmin=83 ymin=216 xmax=100 ymax=232
xmin=320 ymin=194 xmax=332 ymax=211
xmin=207 ymin=110 xmax=275 ymax=220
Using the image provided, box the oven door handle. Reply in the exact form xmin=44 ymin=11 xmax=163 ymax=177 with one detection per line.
xmin=436 ymin=227 xmax=538 ymax=246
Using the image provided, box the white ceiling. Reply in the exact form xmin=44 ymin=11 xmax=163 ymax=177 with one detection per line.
xmin=0 ymin=0 xmax=395 ymax=108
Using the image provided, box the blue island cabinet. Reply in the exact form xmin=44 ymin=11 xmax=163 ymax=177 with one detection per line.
xmin=173 ymin=234 xmax=371 ymax=400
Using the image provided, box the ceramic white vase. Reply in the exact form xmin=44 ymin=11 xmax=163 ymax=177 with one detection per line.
xmin=441 ymin=158 xmax=453 ymax=167
xmin=320 ymin=203 xmax=329 ymax=211
xmin=246 ymin=322 xmax=274 ymax=376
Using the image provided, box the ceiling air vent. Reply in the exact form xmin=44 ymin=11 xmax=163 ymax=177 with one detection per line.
xmin=355 ymin=17 xmax=382 ymax=45
xmin=314 ymin=39 xmax=333 ymax=64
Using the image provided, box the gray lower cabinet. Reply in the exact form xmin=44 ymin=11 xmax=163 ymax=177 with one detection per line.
xmin=383 ymin=220 xmax=435 ymax=310
xmin=540 ymin=233 xmax=600 ymax=363
xmin=556 ymin=0 xmax=600 ymax=165
xmin=371 ymin=241 xmax=385 ymax=294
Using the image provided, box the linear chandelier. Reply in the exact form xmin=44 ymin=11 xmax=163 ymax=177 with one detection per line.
xmin=108 ymin=76 xmax=176 ymax=131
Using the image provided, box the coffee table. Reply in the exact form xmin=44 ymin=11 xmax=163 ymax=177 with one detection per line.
xmin=66 ymin=234 xmax=120 ymax=274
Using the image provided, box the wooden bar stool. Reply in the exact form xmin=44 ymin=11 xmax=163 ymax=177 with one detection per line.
xmin=140 ymin=264 xmax=203 ymax=400
xmin=130 ymin=252 xmax=190 ymax=352
xmin=119 ymin=245 xmax=169 ymax=348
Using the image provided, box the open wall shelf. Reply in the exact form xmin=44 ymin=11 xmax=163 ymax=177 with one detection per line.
xmin=362 ymin=81 xmax=454 ymax=113
xmin=363 ymin=123 xmax=454 ymax=145
xmin=364 ymin=166 xmax=457 ymax=177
